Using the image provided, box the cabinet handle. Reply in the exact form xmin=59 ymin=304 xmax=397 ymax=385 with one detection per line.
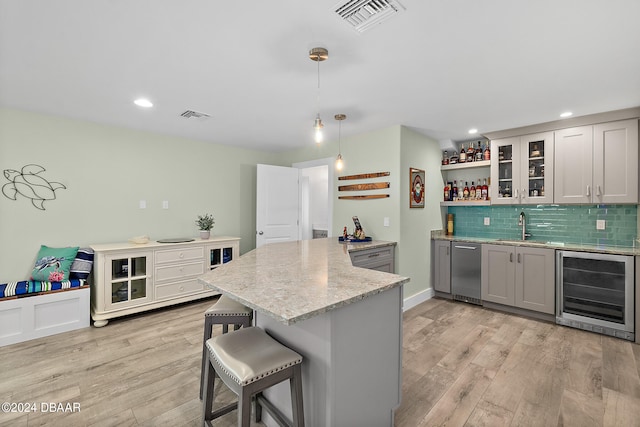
xmin=446 ymin=246 xmax=449 ymax=256
xmin=179 ymin=253 xmax=184 ymax=259
xmin=510 ymin=253 xmax=513 ymax=263
xmin=586 ymin=185 xmax=591 ymax=197
xmin=522 ymin=189 xmax=526 ymax=200
xmin=368 ymin=253 xmax=380 ymax=258
xmin=597 ymin=185 xmax=602 ymax=196
xmin=454 ymin=245 xmax=477 ymax=250
xmin=515 ymin=188 xmax=519 ymax=199
xmin=517 ymin=253 xmax=521 ymax=263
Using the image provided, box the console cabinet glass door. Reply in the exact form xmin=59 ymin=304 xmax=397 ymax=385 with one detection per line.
xmin=106 ymin=252 xmax=151 ymax=309
xmin=207 ymin=245 xmax=236 ymax=270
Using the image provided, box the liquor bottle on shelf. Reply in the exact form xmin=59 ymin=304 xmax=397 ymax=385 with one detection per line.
xmin=467 ymin=144 xmax=475 ymax=162
xmin=452 ymin=180 xmax=458 ymax=200
xmin=442 ymin=151 xmax=449 ymax=165
xmin=444 ymin=183 xmax=450 ymax=201
xmin=476 ymin=178 xmax=482 ymax=200
xmin=449 ymin=151 xmax=458 ymax=164
xmin=484 ymin=143 xmax=491 ymax=160
xmin=475 ymin=141 xmax=483 ymax=161
xmin=531 ymin=182 xmax=539 ymax=197
xmin=459 ymin=143 xmax=467 ymax=163
xmin=463 ymin=182 xmax=470 ymax=200
xmin=469 ymin=182 xmax=476 ymax=199
xmin=481 ymin=179 xmax=488 ymax=200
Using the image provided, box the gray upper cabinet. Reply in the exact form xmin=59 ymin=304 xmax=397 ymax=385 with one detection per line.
xmin=555 ymin=119 xmax=638 ymax=204
xmin=490 ymin=131 xmax=554 ymax=204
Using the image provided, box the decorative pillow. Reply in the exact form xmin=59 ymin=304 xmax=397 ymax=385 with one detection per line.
xmin=30 ymin=245 xmax=79 ymax=282
xmin=69 ymin=248 xmax=95 ymax=280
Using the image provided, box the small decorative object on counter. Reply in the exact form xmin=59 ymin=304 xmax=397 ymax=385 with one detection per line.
xmin=447 ymin=214 xmax=454 ymax=236
xmin=343 ymin=226 xmax=348 ymax=239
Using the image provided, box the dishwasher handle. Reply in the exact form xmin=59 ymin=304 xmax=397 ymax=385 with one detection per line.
xmin=454 ymin=245 xmax=478 ymax=250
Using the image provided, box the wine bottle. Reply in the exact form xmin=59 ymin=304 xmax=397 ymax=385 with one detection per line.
xmin=470 ymin=182 xmax=476 ymax=200
xmin=444 ymin=183 xmax=450 ymax=201
xmin=452 ymin=180 xmax=458 ymax=200
xmin=467 ymin=143 xmax=475 ymax=162
xmin=459 ymin=143 xmax=467 ymax=163
xmin=484 ymin=143 xmax=490 ymax=160
xmin=463 ymin=182 xmax=470 ymax=200
xmin=442 ymin=151 xmax=449 ymax=165
xmin=481 ymin=179 xmax=488 ymax=200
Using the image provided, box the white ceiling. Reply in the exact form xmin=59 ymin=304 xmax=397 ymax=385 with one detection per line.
xmin=1 ymin=0 xmax=639 ymax=152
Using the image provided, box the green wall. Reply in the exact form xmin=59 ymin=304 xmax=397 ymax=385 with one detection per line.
xmin=399 ymin=127 xmax=443 ymax=299
xmin=281 ymin=125 xmax=442 ymax=302
xmin=0 ymin=108 xmax=278 ymax=281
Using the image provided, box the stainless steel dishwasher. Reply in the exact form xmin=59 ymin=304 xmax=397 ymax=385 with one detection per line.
xmin=451 ymin=243 xmax=482 ymax=305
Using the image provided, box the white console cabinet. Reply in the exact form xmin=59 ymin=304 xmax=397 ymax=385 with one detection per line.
xmin=90 ymin=237 xmax=240 ymax=327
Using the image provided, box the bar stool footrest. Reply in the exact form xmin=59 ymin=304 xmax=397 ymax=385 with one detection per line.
xmin=256 ymin=393 xmax=291 ymax=427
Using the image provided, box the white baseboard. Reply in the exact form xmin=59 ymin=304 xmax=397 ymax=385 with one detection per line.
xmin=403 ymin=287 xmax=434 ymax=312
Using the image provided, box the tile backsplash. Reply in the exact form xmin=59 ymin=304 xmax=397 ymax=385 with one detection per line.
xmin=448 ymin=204 xmax=638 ymax=247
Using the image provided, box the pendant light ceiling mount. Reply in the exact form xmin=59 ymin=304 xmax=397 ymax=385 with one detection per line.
xmin=309 ymin=47 xmax=329 ymax=62
xmin=310 ymin=47 xmax=329 ymax=144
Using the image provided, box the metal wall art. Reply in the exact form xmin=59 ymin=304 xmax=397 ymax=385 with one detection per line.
xmin=410 ymin=168 xmax=425 ymax=208
xmin=2 ymin=164 xmax=66 ymax=210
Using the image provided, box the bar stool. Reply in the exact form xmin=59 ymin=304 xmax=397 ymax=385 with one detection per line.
xmin=202 ymin=326 xmax=305 ymax=427
xmin=199 ymin=295 xmax=253 ymax=399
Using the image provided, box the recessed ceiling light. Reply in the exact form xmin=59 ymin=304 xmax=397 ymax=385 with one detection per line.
xmin=134 ymin=98 xmax=153 ymax=108
xmin=468 ymin=128 xmax=478 ymax=134
xmin=560 ymin=111 xmax=572 ymax=118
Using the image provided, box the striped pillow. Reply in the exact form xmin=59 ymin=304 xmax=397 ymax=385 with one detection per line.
xmin=69 ymin=248 xmax=94 ymax=280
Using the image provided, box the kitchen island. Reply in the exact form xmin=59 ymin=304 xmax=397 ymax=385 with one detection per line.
xmin=198 ymin=237 xmax=409 ymax=427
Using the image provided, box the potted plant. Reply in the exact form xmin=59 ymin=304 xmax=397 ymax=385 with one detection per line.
xmin=196 ymin=214 xmax=215 ymax=239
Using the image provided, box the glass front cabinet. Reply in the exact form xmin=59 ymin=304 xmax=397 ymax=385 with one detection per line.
xmin=206 ymin=241 xmax=240 ymax=270
xmin=105 ymin=251 xmax=152 ymax=310
xmin=490 ymin=131 xmax=554 ymax=204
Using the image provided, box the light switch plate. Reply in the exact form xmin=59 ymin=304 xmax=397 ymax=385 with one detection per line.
xmin=139 ymin=200 xmax=146 ymax=209
xmin=383 ymin=217 xmax=390 ymax=227
xmin=484 ymin=217 xmax=490 ymax=226
xmin=596 ymin=219 xmax=606 ymax=230
xmin=162 ymin=200 xmax=169 ymax=209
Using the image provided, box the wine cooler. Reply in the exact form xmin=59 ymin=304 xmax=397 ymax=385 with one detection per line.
xmin=556 ymin=251 xmax=634 ymax=341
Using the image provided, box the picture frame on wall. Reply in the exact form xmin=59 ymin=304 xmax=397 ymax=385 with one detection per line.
xmin=410 ymin=168 xmax=425 ymax=208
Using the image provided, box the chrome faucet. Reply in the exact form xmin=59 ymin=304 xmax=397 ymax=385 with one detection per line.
xmin=519 ymin=211 xmax=531 ymax=240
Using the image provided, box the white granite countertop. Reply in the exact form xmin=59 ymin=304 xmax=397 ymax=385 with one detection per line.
xmin=431 ymin=230 xmax=640 ymax=256
xmin=198 ymin=238 xmax=409 ymax=325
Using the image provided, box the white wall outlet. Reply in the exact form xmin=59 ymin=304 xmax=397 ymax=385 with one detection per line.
xmin=484 ymin=217 xmax=490 ymax=226
xmin=383 ymin=217 xmax=390 ymax=227
xmin=139 ymin=200 xmax=146 ymax=209
xmin=596 ymin=219 xmax=606 ymax=230
xmin=162 ymin=200 xmax=169 ymax=209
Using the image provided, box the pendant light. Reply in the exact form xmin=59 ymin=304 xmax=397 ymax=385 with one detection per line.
xmin=335 ymin=114 xmax=346 ymax=170
xmin=309 ymin=47 xmax=328 ymax=144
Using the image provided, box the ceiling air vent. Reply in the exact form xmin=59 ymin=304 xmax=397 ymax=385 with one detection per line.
xmin=335 ymin=0 xmax=405 ymax=33
xmin=180 ymin=110 xmax=211 ymax=120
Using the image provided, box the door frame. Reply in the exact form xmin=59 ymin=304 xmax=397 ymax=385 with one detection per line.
xmin=292 ymin=157 xmax=335 ymax=238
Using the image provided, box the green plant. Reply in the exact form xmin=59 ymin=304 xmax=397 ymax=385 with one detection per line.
xmin=196 ymin=214 xmax=215 ymax=231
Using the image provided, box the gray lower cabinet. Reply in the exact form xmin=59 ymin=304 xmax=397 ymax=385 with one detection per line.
xmin=481 ymin=244 xmax=555 ymax=314
xmin=433 ymin=240 xmax=451 ymax=293
xmin=349 ymin=244 xmax=395 ymax=273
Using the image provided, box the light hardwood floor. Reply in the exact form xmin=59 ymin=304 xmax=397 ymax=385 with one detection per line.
xmin=1 ymin=296 xmax=640 ymax=426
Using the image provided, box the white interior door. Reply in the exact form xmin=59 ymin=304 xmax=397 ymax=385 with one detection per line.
xmin=256 ymin=164 xmax=300 ymax=247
